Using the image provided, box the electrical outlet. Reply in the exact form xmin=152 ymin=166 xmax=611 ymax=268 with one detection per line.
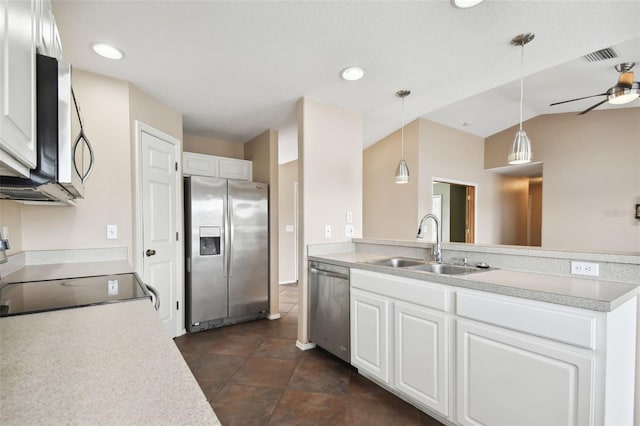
xmin=345 ymin=224 xmax=354 ymax=237
xmin=324 ymin=225 xmax=332 ymax=238
xmin=571 ymin=261 xmax=599 ymax=277
xmin=106 ymin=225 xmax=118 ymax=240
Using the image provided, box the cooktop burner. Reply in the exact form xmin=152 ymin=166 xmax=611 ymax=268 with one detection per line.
xmin=0 ymin=273 xmax=150 ymax=317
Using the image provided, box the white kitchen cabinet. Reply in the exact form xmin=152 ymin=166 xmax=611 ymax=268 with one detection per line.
xmin=36 ymin=0 xmax=62 ymax=59
xmin=456 ymin=319 xmax=594 ymax=426
xmin=182 ymin=151 xmax=218 ymax=177
xmin=0 ymin=0 xmax=37 ymax=177
xmin=182 ymin=151 xmax=252 ymax=181
xmin=218 ymin=157 xmax=252 ymax=181
xmin=351 ymin=288 xmax=391 ymax=385
xmin=394 ymin=301 xmax=448 ymax=416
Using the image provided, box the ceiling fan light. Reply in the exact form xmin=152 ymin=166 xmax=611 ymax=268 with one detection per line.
xmin=508 ymin=130 xmax=532 ymax=165
xmin=395 ymin=159 xmax=410 ymax=183
xmin=608 ymin=83 xmax=640 ymax=105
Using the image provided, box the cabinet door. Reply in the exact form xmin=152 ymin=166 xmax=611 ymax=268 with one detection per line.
xmin=456 ymin=320 xmax=594 ymax=426
xmin=0 ymin=0 xmax=37 ymax=176
xmin=182 ymin=152 xmax=218 ymax=177
xmin=218 ymin=157 xmax=252 ymax=181
xmin=351 ymin=288 xmax=391 ymax=384
xmin=394 ymin=302 xmax=448 ymax=416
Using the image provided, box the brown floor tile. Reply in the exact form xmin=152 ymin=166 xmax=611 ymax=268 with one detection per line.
xmin=231 ymin=357 xmax=297 ymax=388
xmin=198 ymin=381 xmax=225 ymax=402
xmin=346 ymin=384 xmax=424 ymax=426
xmin=289 ymin=304 xmax=298 ymax=313
xmin=288 ymin=349 xmax=352 ymax=394
xmin=187 ymin=353 xmax=245 ymax=385
xmin=268 ymin=389 xmax=346 ymax=425
xmin=419 ymin=411 xmax=447 ymax=425
xmin=348 ymin=371 xmax=390 ymax=400
xmin=212 ymin=384 xmax=283 ymax=426
xmin=279 ymin=292 xmax=299 ymax=304
xmin=179 ymin=351 xmax=202 ymax=365
xmin=254 ymin=337 xmax=305 ymax=360
xmin=206 ymin=333 xmax=265 ymax=358
xmin=268 ymin=323 xmax=298 ymax=340
xmin=279 ymin=302 xmax=295 ymax=313
xmin=173 ymin=331 xmax=219 ymax=353
xmin=280 ymin=310 xmax=298 ymax=324
xmin=223 ymin=319 xmax=281 ymax=337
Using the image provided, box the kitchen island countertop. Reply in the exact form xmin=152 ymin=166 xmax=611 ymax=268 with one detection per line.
xmin=310 ymin=251 xmax=639 ymax=312
xmin=0 ymin=299 xmax=220 ymax=425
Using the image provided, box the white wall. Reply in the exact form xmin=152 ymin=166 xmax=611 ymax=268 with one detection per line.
xmin=298 ymin=97 xmax=362 ymax=344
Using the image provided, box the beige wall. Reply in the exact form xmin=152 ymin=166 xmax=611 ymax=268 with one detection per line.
xmin=278 ymin=160 xmax=297 ymax=284
xmin=6 ymin=70 xmax=183 ymax=266
xmin=485 ymin=108 xmax=640 ymax=252
xmin=183 ymin=133 xmax=244 ymax=159
xmin=244 ymin=130 xmax=279 ymax=317
xmin=298 ymin=98 xmax=363 ymax=344
xmin=0 ymin=200 xmax=23 ymax=253
xmin=364 ymin=118 xmax=504 ymax=245
xmin=20 ymin=70 xmax=133 ymax=254
xmin=363 ymin=119 xmax=419 ymax=240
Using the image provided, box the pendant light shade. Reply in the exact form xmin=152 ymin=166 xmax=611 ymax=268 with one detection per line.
xmin=508 ymin=130 xmax=532 ymax=164
xmin=508 ymin=33 xmax=534 ymax=165
xmin=395 ymin=90 xmax=411 ymax=184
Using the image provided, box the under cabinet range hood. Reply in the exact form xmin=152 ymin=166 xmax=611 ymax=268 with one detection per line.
xmin=0 ymin=54 xmax=84 ymax=204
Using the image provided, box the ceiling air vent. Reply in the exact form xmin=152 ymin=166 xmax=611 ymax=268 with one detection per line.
xmin=584 ymin=47 xmax=618 ymax=62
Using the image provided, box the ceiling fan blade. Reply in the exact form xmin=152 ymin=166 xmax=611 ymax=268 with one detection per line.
xmin=577 ymin=99 xmax=608 ymax=115
xmin=549 ymin=93 xmax=607 ymax=106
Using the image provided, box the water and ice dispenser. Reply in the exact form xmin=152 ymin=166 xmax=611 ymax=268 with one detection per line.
xmin=199 ymin=226 xmax=221 ymax=255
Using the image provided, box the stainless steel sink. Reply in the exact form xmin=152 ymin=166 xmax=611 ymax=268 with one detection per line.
xmin=365 ymin=257 xmax=425 ymax=268
xmin=407 ymin=263 xmax=486 ymax=275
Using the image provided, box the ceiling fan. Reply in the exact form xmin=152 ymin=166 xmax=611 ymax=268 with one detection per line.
xmin=550 ymin=62 xmax=640 ymax=115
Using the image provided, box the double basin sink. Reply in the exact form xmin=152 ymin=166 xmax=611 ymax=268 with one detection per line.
xmin=364 ymin=257 xmax=491 ymax=275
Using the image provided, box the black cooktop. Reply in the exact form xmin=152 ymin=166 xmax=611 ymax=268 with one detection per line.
xmin=0 ymin=273 xmax=150 ymax=317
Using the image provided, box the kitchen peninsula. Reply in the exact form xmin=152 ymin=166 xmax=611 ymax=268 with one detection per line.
xmin=308 ymin=239 xmax=639 ymax=426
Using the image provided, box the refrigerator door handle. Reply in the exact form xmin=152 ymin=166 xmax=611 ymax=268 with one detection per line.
xmin=223 ymin=194 xmax=229 ymax=278
xmin=228 ymin=195 xmax=234 ymax=278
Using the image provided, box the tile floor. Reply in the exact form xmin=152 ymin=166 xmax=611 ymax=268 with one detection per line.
xmin=174 ymin=283 xmax=444 ymax=425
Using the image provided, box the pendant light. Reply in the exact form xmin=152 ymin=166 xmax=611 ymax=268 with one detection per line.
xmin=395 ymin=90 xmax=411 ymax=184
xmin=508 ymin=33 xmax=535 ymax=165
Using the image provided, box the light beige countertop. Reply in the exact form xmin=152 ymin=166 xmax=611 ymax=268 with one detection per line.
xmin=0 ymin=260 xmax=133 ymax=284
xmin=309 ymin=251 xmax=639 ymax=312
xmin=0 ymin=300 xmax=220 ymax=426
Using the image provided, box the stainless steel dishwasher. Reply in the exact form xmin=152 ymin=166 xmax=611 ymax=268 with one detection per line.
xmin=309 ymin=261 xmax=350 ymax=362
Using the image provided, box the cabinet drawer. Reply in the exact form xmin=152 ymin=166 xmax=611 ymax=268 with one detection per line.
xmin=351 ymin=269 xmax=449 ymax=312
xmin=456 ymin=291 xmax=596 ymax=349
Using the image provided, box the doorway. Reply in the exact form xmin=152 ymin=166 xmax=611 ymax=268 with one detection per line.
xmin=432 ymin=179 xmax=476 ymax=243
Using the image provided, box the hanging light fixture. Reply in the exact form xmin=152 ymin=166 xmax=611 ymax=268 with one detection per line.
xmin=508 ymin=33 xmax=535 ymax=165
xmin=395 ymin=90 xmax=411 ymax=183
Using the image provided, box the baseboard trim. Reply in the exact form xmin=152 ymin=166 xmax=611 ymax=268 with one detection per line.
xmin=267 ymin=313 xmax=281 ymax=320
xmin=296 ymin=340 xmax=317 ymax=351
xmin=279 ymin=281 xmax=298 ymax=285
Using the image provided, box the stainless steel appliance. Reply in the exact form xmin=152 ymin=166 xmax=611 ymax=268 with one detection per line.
xmin=184 ymin=176 xmax=268 ymax=332
xmin=0 ymin=273 xmax=155 ymax=317
xmin=0 ymin=54 xmax=91 ymax=204
xmin=309 ymin=261 xmax=350 ymax=362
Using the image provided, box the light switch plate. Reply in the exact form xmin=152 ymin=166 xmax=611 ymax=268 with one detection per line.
xmin=324 ymin=225 xmax=332 ymax=238
xmin=106 ymin=225 xmax=118 ymax=240
xmin=346 ymin=210 xmax=353 ymax=224
xmin=285 ymin=225 xmax=294 ymax=233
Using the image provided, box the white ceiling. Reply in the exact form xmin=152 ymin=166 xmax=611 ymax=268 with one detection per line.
xmin=52 ymin=1 xmax=640 ymax=165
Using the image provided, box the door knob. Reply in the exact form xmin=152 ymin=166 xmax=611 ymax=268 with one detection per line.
xmin=146 ymin=249 xmax=156 ymax=257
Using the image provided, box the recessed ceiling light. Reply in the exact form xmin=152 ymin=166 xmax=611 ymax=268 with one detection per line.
xmin=341 ymin=66 xmax=365 ymax=81
xmin=91 ymin=43 xmax=125 ymax=60
xmin=451 ymin=0 xmax=485 ymax=8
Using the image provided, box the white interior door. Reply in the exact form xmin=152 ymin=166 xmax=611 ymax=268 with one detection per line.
xmin=139 ymin=123 xmax=179 ymax=337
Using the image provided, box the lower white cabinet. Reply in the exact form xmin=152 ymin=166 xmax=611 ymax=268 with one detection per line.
xmin=349 ymin=268 xmax=638 ymax=426
xmin=456 ymin=319 xmax=594 ymax=426
xmin=394 ymin=301 xmax=448 ymax=415
xmin=351 ymin=288 xmax=391 ymax=384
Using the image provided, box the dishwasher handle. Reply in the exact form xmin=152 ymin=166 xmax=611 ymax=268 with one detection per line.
xmin=309 ymin=267 xmax=349 ymax=281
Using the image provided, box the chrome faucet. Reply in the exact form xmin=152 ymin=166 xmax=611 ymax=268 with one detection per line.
xmin=417 ymin=214 xmax=442 ymax=263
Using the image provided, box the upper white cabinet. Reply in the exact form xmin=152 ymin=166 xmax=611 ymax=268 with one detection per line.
xmin=36 ymin=0 xmax=62 ymax=59
xmin=0 ymin=0 xmax=37 ymax=177
xmin=183 ymin=151 xmax=252 ymax=181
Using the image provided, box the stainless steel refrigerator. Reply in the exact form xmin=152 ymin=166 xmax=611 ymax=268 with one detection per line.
xmin=184 ymin=176 xmax=269 ymax=332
